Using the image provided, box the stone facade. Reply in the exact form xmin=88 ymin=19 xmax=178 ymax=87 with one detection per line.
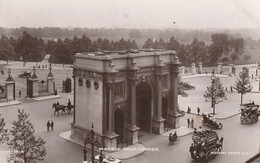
xmin=70 ymin=50 xmax=180 ymax=148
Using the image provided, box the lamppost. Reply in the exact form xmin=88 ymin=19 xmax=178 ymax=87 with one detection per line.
xmin=83 ymin=123 xmax=102 ymax=163
xmin=258 ymin=61 xmax=260 ymax=91
xmin=211 ymin=70 xmax=216 ymax=115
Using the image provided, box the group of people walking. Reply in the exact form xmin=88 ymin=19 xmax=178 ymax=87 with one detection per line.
xmin=187 ymin=106 xmax=200 ymax=115
xmin=187 ymin=118 xmax=194 ymax=128
xmin=47 ymin=120 xmax=54 ymax=132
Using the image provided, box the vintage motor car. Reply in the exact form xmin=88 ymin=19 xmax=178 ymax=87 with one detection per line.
xmin=18 ymin=71 xmax=31 ymax=78
xmin=190 ymin=130 xmax=223 ymax=161
xmin=202 ymin=113 xmax=223 ymax=129
xmin=240 ymin=103 xmax=259 ymax=123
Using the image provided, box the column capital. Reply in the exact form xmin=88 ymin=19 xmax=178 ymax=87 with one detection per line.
xmin=155 ymin=73 xmax=165 ymax=81
xmin=128 ymin=79 xmax=138 ymax=86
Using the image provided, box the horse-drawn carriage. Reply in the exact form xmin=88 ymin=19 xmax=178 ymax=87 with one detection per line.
xmin=190 ymin=130 xmax=223 ymax=161
xmin=240 ymin=103 xmax=259 ymax=123
xmin=202 ymin=113 xmax=223 ymax=129
xmin=52 ymin=102 xmax=74 ymax=115
xmin=168 ymin=132 xmax=179 ymax=145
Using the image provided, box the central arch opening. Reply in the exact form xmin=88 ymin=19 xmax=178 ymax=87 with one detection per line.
xmin=136 ymin=82 xmax=152 ymax=132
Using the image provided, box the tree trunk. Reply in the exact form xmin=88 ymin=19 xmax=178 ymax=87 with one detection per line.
xmin=241 ymin=94 xmax=243 ymax=104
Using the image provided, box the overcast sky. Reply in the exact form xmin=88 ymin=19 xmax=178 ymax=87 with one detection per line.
xmin=0 ymin=0 xmax=260 ymax=29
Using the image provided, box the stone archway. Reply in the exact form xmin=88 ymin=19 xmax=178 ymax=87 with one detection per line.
xmin=114 ymin=109 xmax=125 ymax=144
xmin=136 ymin=82 xmax=152 ymax=132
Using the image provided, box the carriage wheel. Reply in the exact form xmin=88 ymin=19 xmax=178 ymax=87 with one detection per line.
xmin=218 ymin=123 xmax=223 ymax=129
xmin=205 ymin=151 xmax=210 ymax=161
xmin=250 ymin=114 xmax=257 ymax=123
xmin=240 ymin=116 xmax=245 ymax=123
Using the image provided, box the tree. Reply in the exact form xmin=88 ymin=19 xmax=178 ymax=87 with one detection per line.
xmin=0 ymin=35 xmax=15 ymax=63
xmin=233 ymin=67 xmax=252 ymax=104
xmin=167 ymin=36 xmax=180 ymax=50
xmin=0 ymin=114 xmax=9 ymax=144
xmin=229 ymin=38 xmax=244 ymax=64
xmin=243 ymin=55 xmax=251 ymax=63
xmin=8 ymin=109 xmax=46 ymax=163
xmin=209 ymin=33 xmax=229 ymax=64
xmin=188 ymin=39 xmax=208 ymax=63
xmin=204 ymin=77 xmax=227 ymax=115
xmin=142 ymin=38 xmax=153 ymax=48
xmin=15 ymin=31 xmax=45 ymax=64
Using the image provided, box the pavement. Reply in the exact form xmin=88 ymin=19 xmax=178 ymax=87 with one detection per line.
xmin=32 ymin=95 xmax=61 ymax=101
xmin=59 ymin=130 xmax=146 ymax=160
xmin=0 ymin=95 xmax=61 ymax=107
xmin=59 ymin=124 xmax=195 ymax=161
xmin=0 ymin=100 xmax=21 ymax=107
xmin=163 ymin=125 xmax=194 ymax=137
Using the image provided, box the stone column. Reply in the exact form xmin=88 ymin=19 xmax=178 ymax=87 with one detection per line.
xmin=180 ymin=66 xmax=185 ymax=76
xmin=30 ymin=67 xmax=39 ymax=97
xmin=191 ymin=63 xmax=196 ymax=75
xmin=198 ymin=62 xmax=203 ymax=74
xmin=152 ymin=74 xmax=165 ymax=134
xmin=218 ymin=62 xmax=223 ymax=74
xmin=47 ymin=65 xmax=55 ymax=94
xmin=104 ymin=82 xmax=118 ymax=148
xmin=5 ymin=69 xmax=15 ymax=101
xmin=108 ymin=82 xmax=115 ymax=132
xmin=168 ymin=64 xmax=181 ymax=128
xmin=47 ymin=77 xmax=54 ymax=94
xmin=126 ymin=79 xmax=140 ymax=145
xmin=72 ymin=75 xmax=76 ymax=124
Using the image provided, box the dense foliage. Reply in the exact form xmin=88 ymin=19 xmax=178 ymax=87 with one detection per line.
xmin=0 ymin=32 xmax=138 ymax=64
xmin=204 ymin=77 xmax=227 ymax=114
xmin=233 ymin=67 xmax=252 ymax=104
xmin=0 ymin=114 xmax=9 ymax=144
xmin=0 ymin=29 xmax=249 ymax=66
xmin=8 ymin=109 xmax=46 ymax=163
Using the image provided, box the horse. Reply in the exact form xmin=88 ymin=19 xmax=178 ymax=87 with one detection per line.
xmin=52 ymin=103 xmax=66 ymax=115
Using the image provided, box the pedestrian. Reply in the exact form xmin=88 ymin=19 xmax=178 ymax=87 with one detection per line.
xmin=68 ymin=99 xmax=71 ymax=107
xmin=191 ymin=118 xmax=194 ymax=128
xmin=198 ymin=126 xmax=202 ymax=133
xmin=197 ymin=107 xmax=200 ymax=115
xmin=187 ymin=118 xmax=190 ymax=128
xmin=230 ymin=86 xmax=233 ymax=92
xmin=187 ymin=106 xmax=191 ymax=113
xmin=50 ymin=121 xmax=54 ymax=131
xmin=56 ymin=101 xmax=60 ymax=106
xmin=19 ymin=90 xmax=21 ymax=97
xmin=225 ymin=87 xmax=227 ymax=91
xmin=47 ymin=121 xmax=50 ymax=132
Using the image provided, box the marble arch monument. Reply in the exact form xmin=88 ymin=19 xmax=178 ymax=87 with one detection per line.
xmin=70 ymin=50 xmax=181 ymax=148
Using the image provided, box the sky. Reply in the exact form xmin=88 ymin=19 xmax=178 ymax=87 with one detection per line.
xmin=0 ymin=0 xmax=260 ymax=29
